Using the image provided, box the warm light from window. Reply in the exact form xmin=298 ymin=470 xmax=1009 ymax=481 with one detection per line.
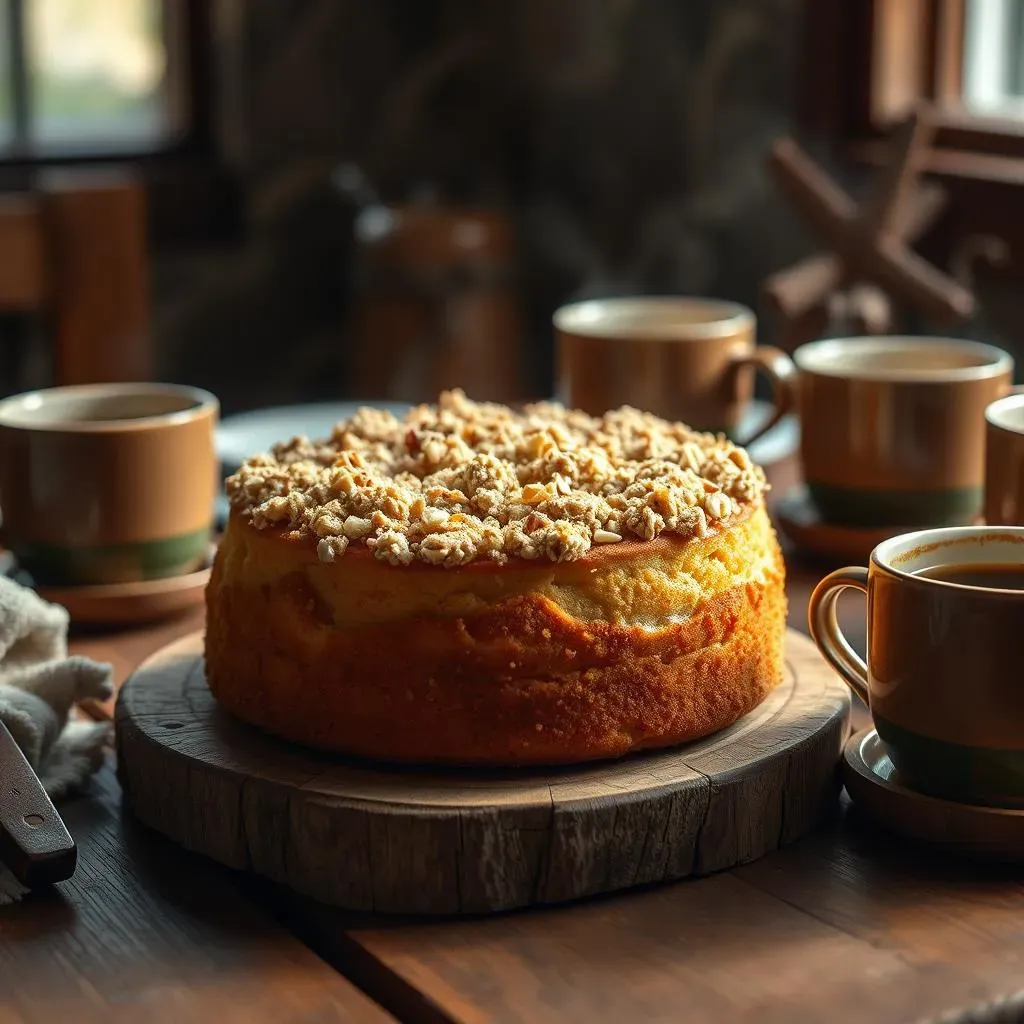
xmin=0 ymin=0 xmax=172 ymax=155
xmin=0 ymin=7 xmax=11 ymax=148
xmin=26 ymin=0 xmax=167 ymax=149
xmin=963 ymin=0 xmax=1024 ymax=117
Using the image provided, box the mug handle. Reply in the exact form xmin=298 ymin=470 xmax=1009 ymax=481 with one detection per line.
xmin=807 ymin=566 xmax=871 ymax=705
xmin=729 ymin=346 xmax=797 ymax=447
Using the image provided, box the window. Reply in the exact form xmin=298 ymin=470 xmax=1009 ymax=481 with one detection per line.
xmin=0 ymin=11 xmax=12 ymax=149
xmin=798 ymin=0 xmax=1024 ymax=284
xmin=800 ymin=0 xmax=1024 ymax=162
xmin=0 ymin=0 xmax=184 ymax=158
xmin=963 ymin=0 xmax=1024 ymax=118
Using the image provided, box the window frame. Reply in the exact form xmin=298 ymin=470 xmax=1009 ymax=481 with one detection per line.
xmin=798 ymin=0 xmax=1024 ymax=279
xmin=1 ymin=0 xmax=210 ymax=163
xmin=0 ymin=0 xmax=235 ymax=248
xmin=799 ymin=0 xmax=1024 ymax=171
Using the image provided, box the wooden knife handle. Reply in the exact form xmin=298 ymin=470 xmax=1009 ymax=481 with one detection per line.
xmin=0 ymin=720 xmax=76 ymax=887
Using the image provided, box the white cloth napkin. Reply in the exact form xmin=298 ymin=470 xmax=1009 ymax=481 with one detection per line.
xmin=0 ymin=577 xmax=113 ymax=904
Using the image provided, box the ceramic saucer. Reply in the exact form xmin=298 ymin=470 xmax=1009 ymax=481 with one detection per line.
xmin=33 ymin=548 xmax=214 ymax=627
xmin=774 ymin=487 xmax=910 ymax=563
xmin=843 ymin=728 xmax=1024 ymax=861
xmin=217 ymin=400 xmax=413 ymax=475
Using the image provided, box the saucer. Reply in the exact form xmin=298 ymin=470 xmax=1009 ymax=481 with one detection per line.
xmin=774 ymin=487 xmax=910 ymax=563
xmin=33 ymin=550 xmax=214 ymax=627
xmin=842 ymin=728 xmax=1024 ymax=861
xmin=217 ymin=400 xmax=413 ymax=475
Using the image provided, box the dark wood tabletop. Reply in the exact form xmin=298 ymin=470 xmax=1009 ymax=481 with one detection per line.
xmin=6 ymin=458 xmax=1023 ymax=1024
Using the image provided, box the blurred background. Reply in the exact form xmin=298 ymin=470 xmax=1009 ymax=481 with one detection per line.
xmin=1 ymin=0 xmax=1023 ymax=415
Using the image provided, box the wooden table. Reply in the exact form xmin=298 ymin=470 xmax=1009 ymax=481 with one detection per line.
xmin=5 ymin=465 xmax=1024 ymax=1024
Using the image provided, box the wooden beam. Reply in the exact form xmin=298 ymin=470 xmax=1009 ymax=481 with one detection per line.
xmin=768 ymin=122 xmax=975 ymax=327
xmin=858 ymin=108 xmax=936 ymax=235
xmin=870 ymin=0 xmax=931 ymax=126
xmin=762 ymin=182 xmax=949 ymax=324
xmin=761 ymin=254 xmax=844 ymax=324
xmin=767 ymin=139 xmax=859 ymax=244
xmin=932 ymin=0 xmax=967 ymax=104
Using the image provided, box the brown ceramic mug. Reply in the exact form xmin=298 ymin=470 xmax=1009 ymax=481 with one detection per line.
xmin=0 ymin=383 xmax=218 ymax=586
xmin=809 ymin=526 xmax=1024 ymax=806
xmin=985 ymin=391 xmax=1024 ymax=526
xmin=554 ymin=297 xmax=795 ymax=445
xmin=794 ymin=336 xmax=1014 ymax=528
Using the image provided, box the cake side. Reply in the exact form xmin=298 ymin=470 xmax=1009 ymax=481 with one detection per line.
xmin=205 ymin=501 xmax=786 ymax=765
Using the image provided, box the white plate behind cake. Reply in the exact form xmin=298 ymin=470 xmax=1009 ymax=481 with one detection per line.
xmin=217 ymin=400 xmax=413 ymax=474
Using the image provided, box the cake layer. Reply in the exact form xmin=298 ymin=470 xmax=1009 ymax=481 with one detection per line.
xmin=215 ymin=502 xmax=778 ymax=629
xmin=205 ymin=503 xmax=786 ymax=764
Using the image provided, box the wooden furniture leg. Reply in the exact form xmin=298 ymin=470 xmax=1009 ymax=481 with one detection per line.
xmin=41 ymin=170 xmax=152 ymax=385
xmin=0 ymin=196 xmax=47 ymax=310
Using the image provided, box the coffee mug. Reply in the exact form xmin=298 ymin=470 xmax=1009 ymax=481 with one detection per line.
xmin=554 ymin=297 xmax=794 ymax=445
xmin=809 ymin=526 xmax=1024 ymax=806
xmin=985 ymin=390 xmax=1024 ymax=526
xmin=795 ymin=336 xmax=1014 ymax=528
xmin=0 ymin=383 xmax=219 ymax=586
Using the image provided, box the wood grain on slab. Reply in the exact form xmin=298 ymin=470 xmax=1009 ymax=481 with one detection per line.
xmin=115 ymin=628 xmax=849 ymax=915
xmin=0 ymin=765 xmax=394 ymax=1024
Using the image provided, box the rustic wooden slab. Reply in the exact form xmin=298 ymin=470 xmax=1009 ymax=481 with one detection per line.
xmin=116 ymin=628 xmax=849 ymax=915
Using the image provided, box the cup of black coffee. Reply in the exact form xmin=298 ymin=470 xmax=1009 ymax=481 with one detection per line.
xmin=808 ymin=526 xmax=1024 ymax=806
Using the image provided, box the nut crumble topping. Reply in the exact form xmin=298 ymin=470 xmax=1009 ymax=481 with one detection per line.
xmin=226 ymin=390 xmax=767 ymax=567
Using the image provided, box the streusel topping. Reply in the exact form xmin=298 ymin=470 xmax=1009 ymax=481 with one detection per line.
xmin=225 ymin=389 xmax=767 ymax=567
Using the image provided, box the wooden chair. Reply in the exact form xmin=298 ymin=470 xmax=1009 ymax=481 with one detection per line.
xmin=348 ymin=203 xmax=524 ymax=404
xmin=0 ymin=168 xmax=151 ymax=387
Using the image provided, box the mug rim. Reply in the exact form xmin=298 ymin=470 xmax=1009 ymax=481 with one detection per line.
xmin=871 ymin=525 xmax=1024 ymax=598
xmin=986 ymin=391 xmax=1024 ymax=434
xmin=0 ymin=382 xmax=219 ymax=433
xmin=553 ymin=296 xmax=755 ymax=341
xmin=793 ymin=336 xmax=1013 ymax=382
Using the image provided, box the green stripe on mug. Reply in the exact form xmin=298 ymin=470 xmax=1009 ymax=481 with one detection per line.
xmin=807 ymin=482 xmax=982 ymax=528
xmin=874 ymin=714 xmax=1024 ymax=807
xmin=16 ymin=527 xmax=211 ymax=586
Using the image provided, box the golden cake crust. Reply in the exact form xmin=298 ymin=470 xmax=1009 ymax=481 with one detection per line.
xmin=205 ymin=501 xmax=787 ymax=765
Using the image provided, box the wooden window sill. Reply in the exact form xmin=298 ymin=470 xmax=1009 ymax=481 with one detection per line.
xmin=850 ymin=140 xmax=1024 ymax=187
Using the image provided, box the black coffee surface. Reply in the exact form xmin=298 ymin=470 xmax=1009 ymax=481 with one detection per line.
xmin=913 ymin=562 xmax=1024 ymax=591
